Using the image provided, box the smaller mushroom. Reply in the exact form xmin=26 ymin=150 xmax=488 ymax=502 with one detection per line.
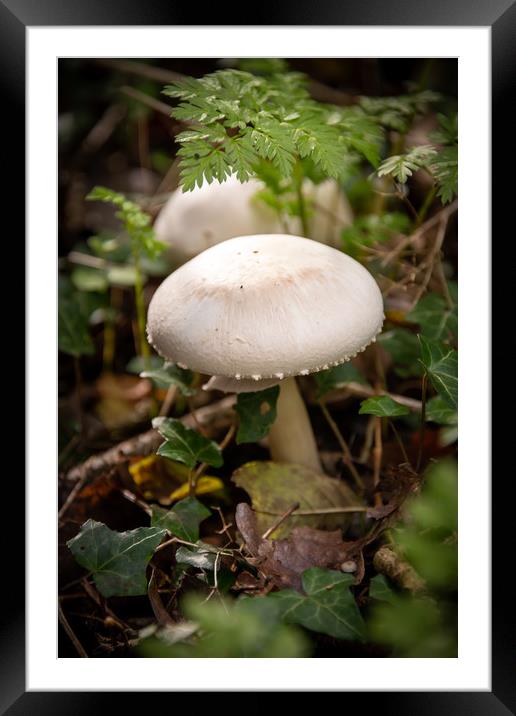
xmin=147 ymin=234 xmax=384 ymax=472
xmin=154 ymin=174 xmax=353 ymax=263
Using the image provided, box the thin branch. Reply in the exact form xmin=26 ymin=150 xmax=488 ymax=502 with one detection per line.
xmin=319 ymin=401 xmax=363 ymax=490
xmin=58 ymin=602 xmax=88 ymax=658
xmin=261 ymin=502 xmax=300 ymax=539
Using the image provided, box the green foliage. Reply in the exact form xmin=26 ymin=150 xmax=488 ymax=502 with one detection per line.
xmin=377 ymin=145 xmax=437 ymax=184
xmin=341 ymin=212 xmax=411 ymax=258
xmin=141 ymin=361 xmax=196 ymax=395
xmin=419 ymin=335 xmax=458 ymax=409
xmin=164 ymin=69 xmax=383 ymax=191
xmin=368 ymin=460 xmax=458 ymax=656
xmin=407 ymin=289 xmax=457 ymax=344
xmin=378 ymin=328 xmax=422 ymax=378
xmin=236 ymin=58 xmax=290 ymax=76
xmin=154 ymin=417 xmax=223 ymax=470
xmin=232 ymin=461 xmax=361 ymax=538
xmin=266 ymin=568 xmax=366 ymax=641
xmin=359 ymin=91 xmax=441 ymax=132
xmin=314 ymin=362 xmax=368 ymax=399
xmin=151 ymin=497 xmax=211 ymax=542
xmin=71 ymin=266 xmax=109 ymax=293
xmin=425 ymin=396 xmax=457 ymax=426
xmin=67 ymin=520 xmax=166 ymax=597
xmin=58 ymin=279 xmax=95 ymax=357
xmin=359 ymin=395 xmax=410 ymax=417
xmin=86 ymin=186 xmax=166 ymax=259
xmin=138 ymin=594 xmax=309 ymax=657
xmin=429 ymin=112 xmax=458 ymax=204
xmin=235 ymin=386 xmax=280 ymax=444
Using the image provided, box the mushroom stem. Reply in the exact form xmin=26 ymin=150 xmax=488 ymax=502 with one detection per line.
xmin=268 ymin=377 xmax=322 ymax=472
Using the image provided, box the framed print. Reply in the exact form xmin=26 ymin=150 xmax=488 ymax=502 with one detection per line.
xmin=4 ymin=0 xmax=512 ymax=711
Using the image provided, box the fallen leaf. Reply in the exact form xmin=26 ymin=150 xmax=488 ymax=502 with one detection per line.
xmin=232 ymin=461 xmax=362 ymax=538
xmin=168 ymin=476 xmax=224 ymax=502
xmin=235 ymin=503 xmax=354 ymax=590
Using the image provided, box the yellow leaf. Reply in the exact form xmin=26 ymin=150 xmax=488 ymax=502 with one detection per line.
xmin=169 ymin=476 xmax=224 ymax=502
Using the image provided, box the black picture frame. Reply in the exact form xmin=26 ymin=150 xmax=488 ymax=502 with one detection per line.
xmin=6 ymin=0 xmax=512 ymax=712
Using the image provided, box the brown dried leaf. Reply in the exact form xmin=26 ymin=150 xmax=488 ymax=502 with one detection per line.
xmin=235 ymin=503 xmax=355 ymax=591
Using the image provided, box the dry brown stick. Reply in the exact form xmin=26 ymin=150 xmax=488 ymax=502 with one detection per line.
xmin=65 ymin=395 xmax=236 ymax=483
xmin=372 ymin=416 xmax=383 ymax=505
xmin=322 ymin=383 xmax=422 ymax=413
xmin=319 ymin=401 xmax=363 ymax=490
xmin=119 ymin=85 xmax=173 ymax=117
xmin=373 ymin=545 xmax=425 ymax=594
xmin=381 ymin=200 xmax=458 ymax=268
xmin=96 ymin=58 xmax=185 ymax=84
xmin=148 ymin=568 xmax=175 ymax=626
xmin=261 ymin=502 xmax=300 ymax=539
xmin=58 ymin=602 xmax=89 ymax=658
xmin=256 ymin=506 xmax=369 ymax=517
xmin=408 ymin=213 xmax=449 ymax=310
xmin=158 ymin=385 xmax=177 ymax=417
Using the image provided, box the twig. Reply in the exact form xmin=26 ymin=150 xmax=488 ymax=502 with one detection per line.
xmin=65 ymin=395 xmax=236 ymax=483
xmin=319 ymin=401 xmax=363 ymax=490
xmin=256 ymin=505 xmax=369 ymax=517
xmin=321 ymin=383 xmax=422 ymax=413
xmin=381 ymin=200 xmax=457 ymax=267
xmin=373 ymin=545 xmax=425 ymax=594
xmin=261 ymin=502 xmax=300 ymax=539
xmin=372 ymin=416 xmax=383 ymax=504
xmin=58 ymin=602 xmax=88 ymax=657
xmin=148 ymin=568 xmax=175 ymax=626
xmin=388 ymin=420 xmax=413 ymax=469
xmin=409 ymin=213 xmax=449 ymax=310
xmin=119 ymin=85 xmax=173 ymax=118
xmin=158 ymin=385 xmax=177 ymax=417
xmin=416 ymin=372 xmax=428 ymax=473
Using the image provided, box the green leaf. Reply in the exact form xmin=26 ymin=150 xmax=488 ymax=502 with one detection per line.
xmin=138 ymin=594 xmax=309 ymax=657
xmin=341 ymin=212 xmax=411 ymax=257
xmin=71 ymin=266 xmax=108 ymax=293
xmin=377 ymin=145 xmax=437 ymax=184
xmin=235 ymin=386 xmax=280 ymax=444
xmin=407 ymin=292 xmax=457 ymax=344
xmin=151 ymin=497 xmax=211 ymax=542
xmin=369 ymin=574 xmax=397 ymax=605
xmin=359 ymin=395 xmax=410 ymax=417
xmin=314 ymin=362 xmax=368 ymax=400
xmin=58 ymin=292 xmax=95 ymax=357
xmin=267 ymin=568 xmax=365 ymax=641
xmin=67 ymin=520 xmax=166 ymax=597
xmin=106 ymin=265 xmax=142 ymax=287
xmin=429 ymin=145 xmax=458 ymax=204
xmin=419 ymin=335 xmax=458 ymax=409
xmin=154 ymin=418 xmax=223 ymax=469
xmin=141 ymin=362 xmax=196 ymax=395
xmin=378 ymin=328 xmax=422 ymax=378
xmin=232 ymin=461 xmax=362 ymax=538
xmin=426 ymin=396 xmax=457 ymax=425
xmin=175 ymin=544 xmax=217 ymax=570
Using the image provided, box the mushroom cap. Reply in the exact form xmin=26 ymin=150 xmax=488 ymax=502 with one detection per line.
xmin=147 ymin=234 xmax=384 ymax=380
xmin=154 ymin=175 xmax=353 ymax=263
xmin=154 ymin=175 xmax=281 ymax=262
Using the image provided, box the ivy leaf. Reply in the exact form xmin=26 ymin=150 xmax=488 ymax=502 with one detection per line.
xmin=359 ymin=395 xmax=410 ymax=417
xmin=151 ymin=497 xmax=211 ymax=542
xmin=314 ymin=363 xmax=368 ymax=400
xmin=419 ymin=336 xmax=458 ymax=409
xmin=141 ymin=362 xmax=196 ymax=395
xmin=175 ymin=544 xmax=217 ymax=570
xmin=67 ymin=520 xmax=166 ymax=597
xmin=154 ymin=418 xmax=223 ymax=469
xmin=267 ymin=567 xmax=366 ymax=641
xmin=378 ymin=328 xmax=422 ymax=379
xmin=407 ymin=292 xmax=457 ymax=344
xmin=235 ymin=386 xmax=280 ymax=444
xmin=369 ymin=574 xmax=397 ymax=605
xmin=426 ymin=396 xmax=457 ymax=425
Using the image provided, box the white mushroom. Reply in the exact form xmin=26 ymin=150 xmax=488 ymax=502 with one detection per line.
xmin=154 ymin=175 xmax=353 ymax=263
xmin=147 ymin=234 xmax=384 ymax=472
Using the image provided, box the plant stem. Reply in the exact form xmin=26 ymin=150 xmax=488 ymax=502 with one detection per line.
xmin=415 ymin=184 xmax=437 ymax=228
xmin=294 ymin=165 xmax=309 ymax=237
xmin=388 ymin=419 xmax=412 ymax=468
xmin=416 ymin=372 xmax=428 ymax=473
xmin=319 ymin=401 xmax=363 ymax=490
xmin=132 ymin=245 xmax=150 ymax=366
xmin=73 ymin=356 xmax=84 ymax=434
